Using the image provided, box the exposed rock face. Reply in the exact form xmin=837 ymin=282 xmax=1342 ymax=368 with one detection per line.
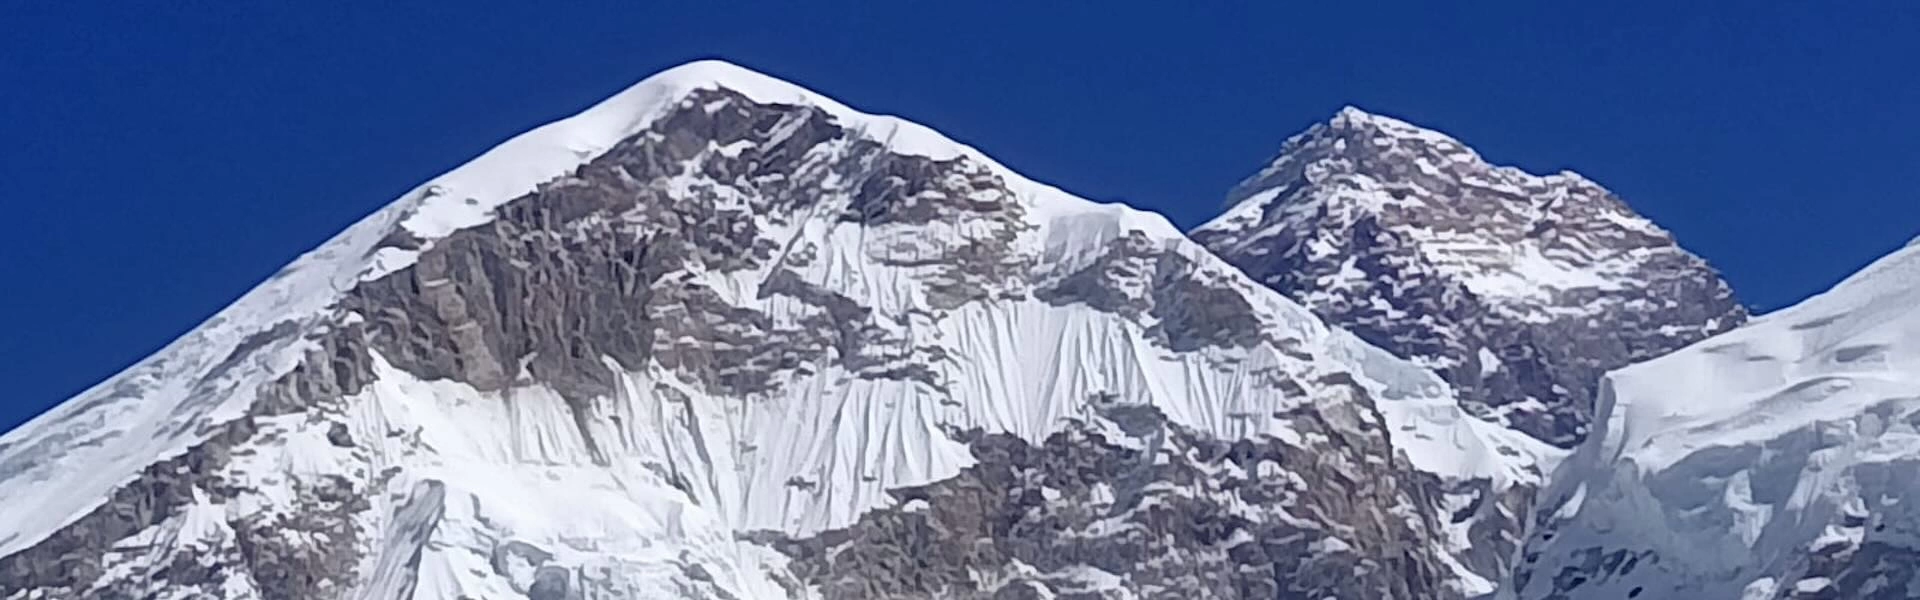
xmin=0 ymin=64 xmax=1546 ymax=599
xmin=764 ymin=402 xmax=1456 ymax=600
xmin=1038 ymin=230 xmax=1274 ymax=353
xmin=1193 ymin=107 xmax=1746 ymax=447
xmin=352 ymin=88 xmax=839 ymax=403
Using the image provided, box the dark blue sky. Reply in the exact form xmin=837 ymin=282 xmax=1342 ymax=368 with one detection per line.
xmin=3 ymin=3 xmax=1916 ymax=431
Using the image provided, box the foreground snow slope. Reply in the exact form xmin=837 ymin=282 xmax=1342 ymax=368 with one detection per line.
xmin=1511 ymin=238 xmax=1920 ymax=599
xmin=0 ymin=61 xmax=1549 ymax=599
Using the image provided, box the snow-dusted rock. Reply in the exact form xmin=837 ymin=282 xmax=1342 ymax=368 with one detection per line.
xmin=1194 ymin=107 xmax=1745 ymax=448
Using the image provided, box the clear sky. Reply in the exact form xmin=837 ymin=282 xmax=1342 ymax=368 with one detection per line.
xmin=2 ymin=3 xmax=1916 ymax=431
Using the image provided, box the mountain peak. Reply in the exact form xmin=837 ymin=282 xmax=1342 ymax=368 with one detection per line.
xmin=1311 ymin=107 xmax=1598 ymax=189
xmin=1195 ymin=110 xmax=1745 ymax=446
xmin=395 ymin=58 xmax=1006 ymax=241
xmin=1326 ymin=104 xmax=1421 ymax=133
xmin=1330 ymin=104 xmax=1385 ymax=125
xmin=1215 ymin=105 xmax=1649 ymax=242
xmin=1219 ymin=106 xmax=1506 ymax=213
xmin=641 ymin=58 xmax=793 ymax=92
xmin=3 ymin=60 xmax=1554 ymax=599
xmin=1315 ymin=105 xmax=1472 ymax=151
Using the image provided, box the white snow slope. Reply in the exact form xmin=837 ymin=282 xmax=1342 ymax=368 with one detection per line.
xmin=0 ymin=60 xmax=1552 ymax=599
xmin=1509 ymin=237 xmax=1920 ymax=599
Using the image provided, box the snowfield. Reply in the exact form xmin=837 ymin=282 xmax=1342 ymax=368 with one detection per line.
xmin=1512 ymin=238 xmax=1920 ymax=599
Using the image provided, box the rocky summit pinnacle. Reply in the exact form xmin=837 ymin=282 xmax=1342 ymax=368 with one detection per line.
xmin=1193 ymin=106 xmax=1746 ymax=447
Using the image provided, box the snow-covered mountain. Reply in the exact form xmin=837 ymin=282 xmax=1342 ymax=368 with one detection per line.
xmin=1510 ymin=238 xmax=1920 ymax=600
xmin=7 ymin=58 xmax=1914 ymax=600
xmin=1193 ymin=107 xmax=1746 ymax=447
xmin=0 ymin=61 xmax=1552 ymax=599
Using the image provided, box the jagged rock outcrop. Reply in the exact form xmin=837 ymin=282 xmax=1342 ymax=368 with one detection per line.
xmin=1193 ymin=107 xmax=1746 ymax=447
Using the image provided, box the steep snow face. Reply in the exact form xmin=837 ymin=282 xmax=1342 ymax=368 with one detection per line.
xmin=1193 ymin=107 xmax=1745 ymax=447
xmin=1510 ymin=239 xmax=1920 ymax=600
xmin=0 ymin=63 xmax=1547 ymax=599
